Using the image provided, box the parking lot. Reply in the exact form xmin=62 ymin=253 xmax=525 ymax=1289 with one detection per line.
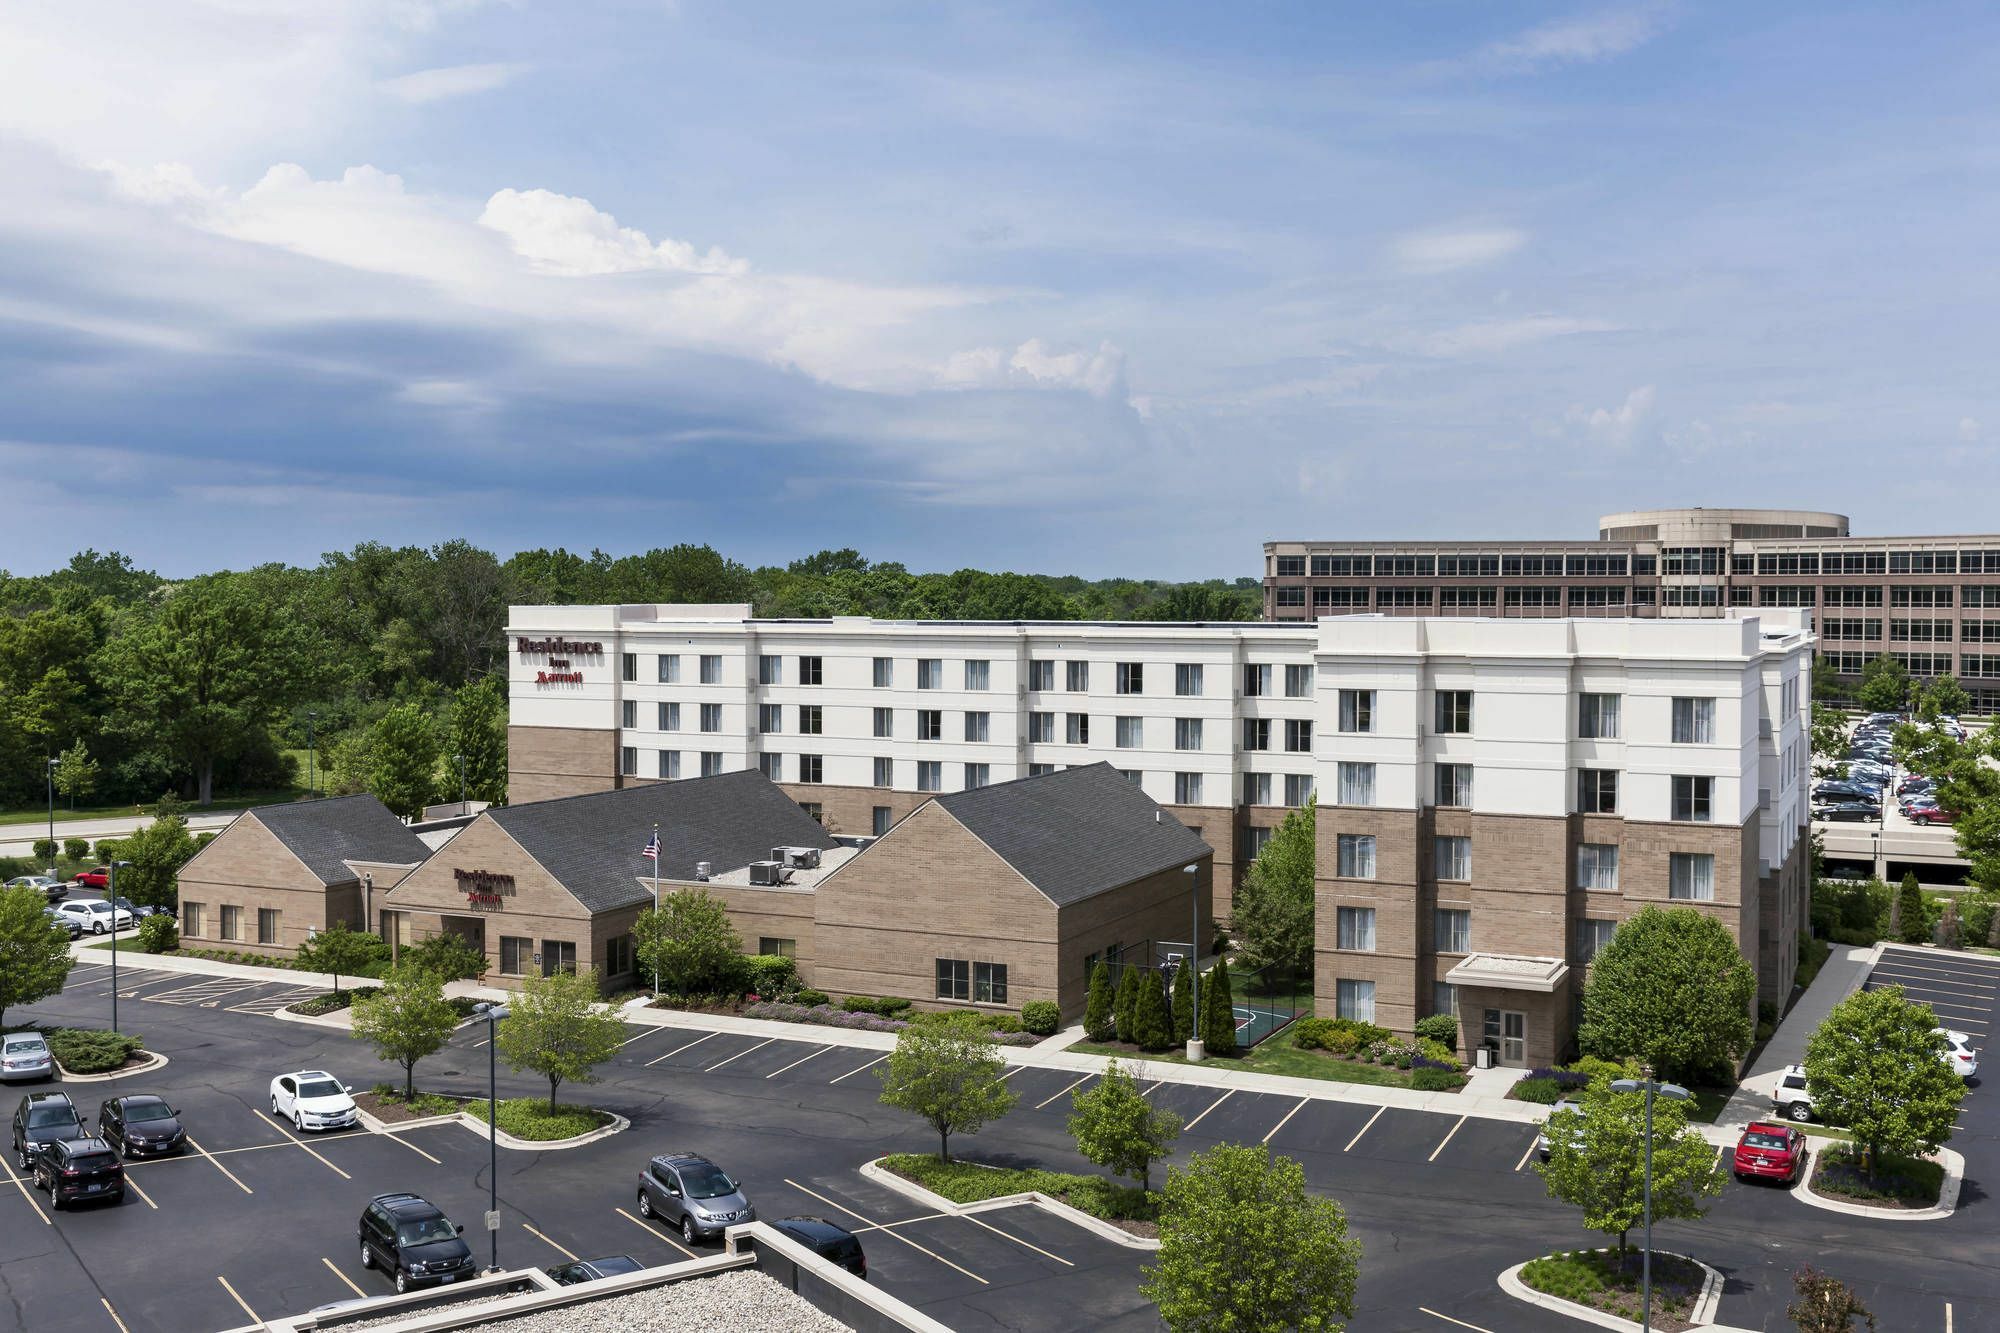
xmin=1865 ymin=944 xmax=2000 ymax=1175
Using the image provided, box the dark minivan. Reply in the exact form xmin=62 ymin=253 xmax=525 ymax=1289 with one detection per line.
xmin=769 ymin=1216 xmax=866 ymax=1278
xmin=358 ymin=1192 xmax=476 ymax=1294
xmin=32 ymin=1137 xmax=125 ymax=1209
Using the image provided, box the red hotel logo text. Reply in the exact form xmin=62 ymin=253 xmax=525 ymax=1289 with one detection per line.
xmin=454 ymin=869 xmax=516 ymax=906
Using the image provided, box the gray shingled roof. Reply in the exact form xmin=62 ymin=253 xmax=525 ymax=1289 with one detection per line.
xmin=488 ymin=770 xmax=838 ymax=914
xmin=252 ymin=794 xmax=432 ymax=886
xmin=935 ymin=762 xmax=1211 ymax=908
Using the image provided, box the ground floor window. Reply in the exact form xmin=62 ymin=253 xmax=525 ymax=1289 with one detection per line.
xmin=500 ymin=935 xmax=532 ymax=976
xmin=936 ymin=958 xmax=969 ymax=1001
xmin=541 ymin=939 xmax=577 ymax=975
xmin=1335 ymin=978 xmax=1375 ymax=1023
xmin=257 ymin=908 xmax=280 ymax=946
xmin=1431 ymin=981 xmax=1457 ymax=1017
xmin=973 ymin=962 xmax=1008 ymax=1005
xmin=220 ymin=905 xmax=242 ymax=942
xmin=182 ymin=901 xmax=203 ymax=938
xmin=604 ymin=934 xmax=633 ymax=977
xmin=759 ymin=937 xmax=797 ymax=958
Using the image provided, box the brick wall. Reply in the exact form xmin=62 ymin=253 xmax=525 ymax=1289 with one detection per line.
xmin=175 ymin=814 xmax=345 ymax=956
xmin=1055 ymin=858 xmax=1213 ymax=1016
xmin=507 ymin=725 xmax=619 ymax=804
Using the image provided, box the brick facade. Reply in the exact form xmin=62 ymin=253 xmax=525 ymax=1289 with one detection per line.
xmin=509 ymin=725 xmax=620 ymax=804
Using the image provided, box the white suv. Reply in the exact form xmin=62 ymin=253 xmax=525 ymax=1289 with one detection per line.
xmin=270 ymin=1071 xmax=358 ymax=1132
xmin=1939 ymin=1029 xmax=1980 ymax=1080
xmin=1772 ymin=1065 xmax=1815 ymax=1121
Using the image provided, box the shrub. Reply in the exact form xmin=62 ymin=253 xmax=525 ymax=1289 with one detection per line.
xmin=1514 ymin=1076 xmax=1564 ymax=1104
xmin=841 ymin=994 xmax=914 ymax=1016
xmin=62 ymin=837 xmax=89 ymax=862
xmin=742 ymin=953 xmax=798 ymax=998
xmin=93 ymin=838 xmax=125 ymax=861
xmin=1416 ymin=1037 xmax=1461 ymax=1069
xmin=464 ymin=1096 xmax=611 ymax=1142
xmin=31 ymin=838 xmax=56 ymax=865
xmin=1410 ymin=1066 xmax=1466 ymax=1092
xmin=44 ymin=1028 xmax=145 ymax=1074
xmin=1020 ymin=1000 xmax=1062 ymax=1037
xmin=1132 ymin=971 xmax=1172 ymax=1051
xmin=135 ymin=914 xmax=179 ymax=954
xmin=1413 ymin=1013 xmax=1460 ymax=1047
xmin=1083 ymin=962 xmax=1115 ymax=1042
xmin=794 ymin=988 xmax=830 ymax=1007
xmin=1563 ymin=1055 xmax=1638 ymax=1087
xmin=1290 ymin=1017 xmax=1338 ymax=1051
xmin=403 ymin=932 xmax=487 ymax=982
xmin=290 ymin=986 xmax=380 ymax=1016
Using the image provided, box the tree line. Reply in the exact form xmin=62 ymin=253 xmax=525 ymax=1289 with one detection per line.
xmin=0 ymin=545 xmax=1258 ymax=813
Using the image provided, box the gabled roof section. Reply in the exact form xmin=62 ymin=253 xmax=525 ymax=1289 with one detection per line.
xmin=934 ymin=762 xmax=1211 ymax=908
xmin=486 ymin=770 xmax=837 ymax=914
xmin=251 ymin=795 xmax=431 ymax=887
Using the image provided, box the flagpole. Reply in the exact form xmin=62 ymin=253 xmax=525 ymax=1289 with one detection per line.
xmin=651 ymin=821 xmax=661 ymax=997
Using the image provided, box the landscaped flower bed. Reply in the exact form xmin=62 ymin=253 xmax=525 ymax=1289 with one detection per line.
xmin=1519 ymin=1248 xmax=1705 ymax=1331
xmin=740 ymin=1000 xmax=1041 ymax=1045
xmin=356 ymin=1085 xmax=463 ymax=1122
xmin=1809 ymin=1144 xmax=1944 ymax=1208
xmin=43 ymin=1028 xmax=147 ymax=1074
xmin=286 ymin=986 xmax=382 ymax=1016
xmin=880 ymin=1153 xmax=1158 ymax=1237
xmin=463 ymin=1097 xmax=613 ymax=1141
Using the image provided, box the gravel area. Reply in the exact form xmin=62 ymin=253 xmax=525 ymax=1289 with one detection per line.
xmin=322 ymin=1289 xmax=516 ymax=1330
xmin=325 ymin=1271 xmax=851 ymax=1333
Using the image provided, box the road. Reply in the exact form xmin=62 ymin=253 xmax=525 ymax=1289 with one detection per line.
xmin=0 ymin=812 xmax=238 ymax=858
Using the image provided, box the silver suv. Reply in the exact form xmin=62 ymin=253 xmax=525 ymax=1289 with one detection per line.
xmin=634 ymin=1152 xmax=755 ymax=1245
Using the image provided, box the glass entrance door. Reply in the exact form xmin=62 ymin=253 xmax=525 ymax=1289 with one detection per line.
xmin=1500 ymin=1010 xmax=1526 ymax=1066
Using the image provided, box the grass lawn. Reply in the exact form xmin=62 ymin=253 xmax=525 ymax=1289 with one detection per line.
xmin=1683 ymin=1087 xmax=1732 ymax=1124
xmin=0 ymin=788 xmax=299 ymax=827
xmin=463 ymin=1097 xmax=611 ymax=1141
xmin=1071 ymin=1024 xmax=1440 ymax=1090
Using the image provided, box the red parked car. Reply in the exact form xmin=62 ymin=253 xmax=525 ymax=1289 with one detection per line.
xmin=1733 ymin=1121 xmax=1807 ymax=1184
xmin=1905 ymin=803 xmax=1957 ymax=827
xmin=71 ymin=867 xmax=111 ymax=890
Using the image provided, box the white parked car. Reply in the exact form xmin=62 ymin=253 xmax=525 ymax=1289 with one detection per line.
xmin=53 ymin=899 xmax=133 ymax=935
xmin=1939 ymin=1029 xmax=1979 ymax=1080
xmin=1772 ymin=1064 xmax=1815 ymax=1121
xmin=3 ymin=875 xmax=66 ymax=903
xmin=270 ymin=1071 xmax=358 ymax=1132
xmin=1535 ymin=1097 xmax=1585 ymax=1159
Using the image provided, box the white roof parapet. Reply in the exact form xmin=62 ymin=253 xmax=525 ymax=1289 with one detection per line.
xmin=1444 ymin=953 xmax=1571 ymax=993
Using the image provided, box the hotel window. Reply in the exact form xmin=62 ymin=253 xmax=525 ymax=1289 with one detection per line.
xmin=605 ymin=935 xmax=634 ymax=977
xmin=1891 ymin=619 xmax=1954 ymax=642
xmin=798 ymin=705 xmax=822 ymax=735
xmin=1122 ymin=769 xmax=1145 ymax=786
xmin=872 ymin=807 xmax=893 ymax=835
xmin=964 ymin=763 xmax=990 ymax=789
xmin=1275 ymin=554 xmax=1307 ymax=576
xmin=1575 ymin=918 xmax=1618 ymax=964
xmin=181 ymin=901 xmax=203 ymax=938
xmin=620 ymin=746 xmax=638 ymax=776
xmin=1336 ymin=906 xmax=1376 ymax=951
xmin=1376 ymin=587 xmax=1433 ymax=608
xmin=873 ymin=757 xmax=893 ymax=788
xmin=1066 ymin=713 xmax=1090 ymax=744
xmin=621 ymin=699 xmax=638 ymax=729
xmin=965 ymin=712 xmax=991 ymax=742
xmin=1175 ymin=663 xmax=1203 ymax=696
xmin=700 ymin=654 xmax=722 ymax=684
xmin=917 ymin=709 xmax=943 ymax=741
xmin=759 ymin=654 xmax=781 ymax=685
xmin=1243 ymin=663 xmax=1272 ymax=697
xmin=1284 ymin=719 xmax=1313 ymax=752
xmin=1244 ymin=772 xmax=1272 ymax=805
xmin=799 ymin=655 xmax=823 ymax=685
xmin=873 ymin=656 xmax=894 ymax=687
xmin=1066 ymin=660 xmax=1090 ymax=692
xmin=1335 ymin=980 xmax=1376 ymax=1023
xmin=257 ymin=908 xmax=280 ymax=946
xmin=1671 ymin=697 xmax=1716 ymax=744
xmin=657 ymin=654 xmax=680 ymax=684
xmin=965 ymin=659 xmax=990 ymax=690
xmin=1244 ymin=826 xmax=1274 ymax=858
xmin=1337 ymin=762 xmax=1375 ymax=806
xmin=220 ymin=905 xmax=242 ymax=942
xmin=1434 ymin=909 xmax=1471 ymax=954
xmin=1577 ymin=768 xmax=1619 ymax=814
xmin=1892 ymin=586 xmax=1952 ymax=608
xmin=1174 ymin=718 xmax=1202 ymax=751
xmin=1435 ymin=835 xmax=1470 ymax=881
xmin=1112 ymin=716 xmax=1141 ymax=748
xmin=935 ymin=958 xmax=969 ymax=1002
xmin=1336 ymin=833 xmax=1376 ymax=879
xmin=1029 ymin=763 xmax=1057 ymax=777
xmin=917 ymin=658 xmax=943 ymax=689
xmin=659 ymin=750 xmax=681 ymax=780
xmin=499 ymin=936 xmax=532 ymax=976
xmin=1029 ymin=711 xmax=1055 ymax=743
xmin=700 ymin=752 xmax=723 ymax=777
xmin=1431 ymin=982 xmax=1458 ymax=1018
xmin=758 ymin=937 xmax=797 ymax=959
xmin=1028 ymin=660 xmax=1054 ymax=691
xmin=622 ymin=653 xmax=637 ymax=682
xmin=1116 ymin=662 xmax=1144 ymax=695
xmin=974 ymin=962 xmax=1008 ymax=1005
xmin=1284 ymin=773 xmax=1315 ymax=807
xmin=1434 ymin=690 xmax=1473 ymax=734
xmin=1440 ymin=586 xmax=1498 ymax=609
xmin=658 ymin=702 xmax=680 ymax=731
xmin=1242 ymin=718 xmax=1272 ymax=751
xmin=799 ymin=803 xmax=823 ymax=824
xmin=1669 ymin=852 xmax=1715 ymax=901
xmin=1578 ymin=843 xmax=1620 ymax=890
xmin=874 ymin=707 xmax=894 ymax=738
xmin=1338 ymin=690 xmax=1374 ymax=733
xmin=700 ymin=703 xmax=722 ymax=733
xmin=1175 ymin=772 xmax=1203 ymax=804
xmin=758 ymin=704 xmax=782 ymax=734
xmin=1671 ymin=775 xmax=1713 ymax=822
xmin=798 ymin=754 xmax=823 ymax=784
xmin=1578 ymin=693 xmax=1621 ymax=739
xmin=1435 ymin=763 xmax=1472 ymax=808
xmin=1284 ymin=664 xmax=1312 ymax=698
xmin=758 ymin=753 xmax=782 ymax=781
xmin=917 ymin=761 xmax=942 ymax=792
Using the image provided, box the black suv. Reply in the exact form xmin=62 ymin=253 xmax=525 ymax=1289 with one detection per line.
xmin=358 ymin=1192 xmax=476 ymax=1294
xmin=13 ymin=1092 xmax=83 ymax=1169
xmin=769 ymin=1216 xmax=866 ymax=1277
xmin=31 ymin=1137 xmax=124 ymax=1210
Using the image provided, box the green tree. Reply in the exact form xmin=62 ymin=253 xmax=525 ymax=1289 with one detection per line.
xmin=368 ymin=702 xmax=442 ymax=819
xmin=1132 ymin=970 xmax=1172 ymax=1051
xmin=1068 ymin=1059 xmax=1181 ymax=1191
xmin=1141 ymin=1144 xmax=1361 ymax=1333
xmin=1234 ymin=799 xmax=1315 ymax=976
xmin=1856 ymin=653 xmax=1912 ymax=713
xmin=1114 ymin=965 xmax=1140 ymax=1042
xmin=115 ymin=804 xmax=199 ymax=911
xmin=496 ymin=967 xmax=625 ymax=1112
xmin=1534 ymin=1079 xmax=1724 ymax=1256
xmin=1804 ymin=985 xmax=1965 ymax=1178
xmin=1201 ymin=959 xmax=1238 ymax=1056
xmin=0 ymin=884 xmax=73 ymax=1029
xmin=31 ymin=838 xmax=57 ymax=867
xmin=447 ymin=676 xmax=509 ymax=804
xmin=403 ymin=932 xmax=488 ymax=982
xmin=351 ymin=965 xmax=460 ymax=1099
xmin=1083 ymin=961 xmax=1115 ymax=1042
xmin=1809 ymin=702 xmax=1851 ymax=781
xmin=52 ymin=740 xmax=99 ymax=809
xmin=1171 ymin=962 xmax=1194 ymax=1045
xmin=1579 ymin=906 xmax=1755 ymax=1084
xmin=876 ymin=1013 xmax=1018 ymax=1160
xmin=1894 ymin=720 xmax=2000 ymax=891
xmin=1897 ymin=873 xmax=1929 ymax=945
xmin=1788 ymin=1265 xmax=1876 ymax=1333
xmin=294 ymin=921 xmax=387 ymax=995
xmin=1914 ymin=675 xmax=1971 ymax=723
xmin=632 ymin=887 xmax=744 ymax=996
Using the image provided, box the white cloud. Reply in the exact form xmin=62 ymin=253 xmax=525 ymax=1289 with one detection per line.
xmin=939 ymin=339 xmax=1128 ymax=398
xmin=1569 ymin=385 xmax=1656 ymax=446
xmin=1961 ymin=416 xmax=1982 ymax=442
xmin=1478 ymin=4 xmax=1672 ymax=73
xmin=1404 ymin=315 xmax=1620 ymax=358
xmin=478 ymin=187 xmax=746 ymax=277
xmin=381 ymin=62 xmax=528 ymax=104
xmin=1391 ymin=227 xmax=1527 ymax=274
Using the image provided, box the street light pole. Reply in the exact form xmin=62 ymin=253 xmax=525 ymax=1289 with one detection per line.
xmin=307 ymin=711 xmax=318 ymax=799
xmin=106 ymin=859 xmax=133 ymax=1035
xmin=46 ymin=757 xmax=57 ymax=877
xmin=1184 ymin=863 xmax=1203 ymax=1061
xmin=1612 ymin=1067 xmax=1691 ymax=1332
xmin=473 ymin=1001 xmax=510 ymax=1273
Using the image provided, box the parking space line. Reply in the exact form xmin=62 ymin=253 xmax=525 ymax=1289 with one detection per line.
xmin=1185 ymin=1089 xmax=1234 ymax=1130
xmin=216 ymin=1275 xmax=260 ymax=1325
xmin=829 ymin=1054 xmax=888 ymax=1084
xmin=615 ymin=1205 xmax=697 ymax=1258
xmin=1872 ymin=970 xmax=1995 ymax=991
xmin=1344 ymin=1106 xmax=1385 ymax=1152
xmin=378 ymin=1131 xmax=443 ymax=1165
xmin=186 ymin=1136 xmax=253 ymax=1195
xmin=123 ymin=1172 xmax=158 ymax=1209
xmin=1262 ymin=1097 xmax=1309 ymax=1144
xmin=766 ymin=1045 xmax=833 ymax=1079
xmin=1035 ymin=1074 xmax=1093 ymax=1110
xmin=647 ymin=1032 xmax=717 ymax=1067
xmin=322 ymin=1257 xmax=366 ymax=1298
xmin=960 ymin=1211 xmax=1075 ymax=1267
xmin=1947 ymin=1300 xmax=1954 ymax=1331
xmin=783 ymin=1178 xmax=987 ymax=1285
xmin=99 ymin=1297 xmax=130 ymax=1333
xmin=1514 ymin=1138 xmax=1538 ymax=1172
xmin=1428 ymin=1115 xmax=1467 ymax=1162
xmin=1713 ymin=1144 xmax=1726 ymax=1171
xmin=523 ymin=1223 xmax=577 ymax=1260
xmin=706 ymin=1038 xmax=774 ymax=1072
xmin=1000 ymin=1066 xmax=1027 ymax=1080
xmin=257 ymin=1111 xmax=353 ymax=1180
xmin=852 ymin=1210 xmax=952 ymax=1233
xmin=1142 ymin=1080 xmax=1164 ymax=1097
xmin=619 ymin=1025 xmax=670 ymax=1047
xmin=0 ymin=1148 xmax=51 ymax=1225
xmin=1418 ymin=1308 xmax=1495 ymax=1331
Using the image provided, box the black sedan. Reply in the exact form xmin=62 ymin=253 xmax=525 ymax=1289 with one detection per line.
xmin=545 ymin=1255 xmax=644 ymax=1285
xmin=768 ymin=1216 xmax=867 ymax=1277
xmin=97 ymin=1095 xmax=186 ymax=1157
xmin=1813 ymin=783 xmax=1877 ymax=803
xmin=1815 ymin=800 xmax=1883 ymax=823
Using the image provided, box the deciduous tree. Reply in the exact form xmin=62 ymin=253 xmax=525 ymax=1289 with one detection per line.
xmin=447 ymin=676 xmax=509 ymax=804
xmin=1234 ymin=798 xmax=1314 ymax=976
xmin=496 ymin=967 xmax=624 ymax=1112
xmin=52 ymin=740 xmax=98 ymax=809
xmin=1579 ymin=906 xmax=1755 ymax=1084
xmin=1788 ymin=1265 xmax=1876 ymax=1333
xmin=295 ymin=921 xmax=388 ymax=995
xmin=1535 ymin=1080 xmax=1723 ymax=1256
xmin=876 ymin=1013 xmax=1018 ymax=1160
xmin=1804 ymin=986 xmax=1965 ymax=1178
xmin=1857 ymin=654 xmax=1912 ymax=713
xmin=115 ymin=804 xmax=198 ymax=911
xmin=368 ymin=702 xmax=441 ymax=819
xmin=633 ymin=887 xmax=744 ymax=996
xmin=351 ymin=965 xmax=460 ymax=1098
xmin=1068 ymin=1059 xmax=1180 ymax=1191
xmin=0 ymin=884 xmax=72 ymax=1029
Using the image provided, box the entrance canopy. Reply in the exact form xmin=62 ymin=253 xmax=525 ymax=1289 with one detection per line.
xmin=1445 ymin=953 xmax=1569 ymax=994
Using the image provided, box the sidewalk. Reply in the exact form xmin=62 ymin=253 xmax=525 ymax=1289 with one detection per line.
xmin=1716 ymin=942 xmax=1877 ymax=1129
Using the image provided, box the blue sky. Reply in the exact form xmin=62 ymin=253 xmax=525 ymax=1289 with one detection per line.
xmin=2 ymin=2 xmax=1995 ymax=580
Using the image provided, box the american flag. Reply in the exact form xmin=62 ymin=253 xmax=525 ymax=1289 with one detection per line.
xmin=641 ymin=832 xmax=659 ymax=861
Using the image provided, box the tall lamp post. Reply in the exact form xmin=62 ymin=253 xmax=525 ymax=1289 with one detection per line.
xmin=306 ymin=711 xmax=318 ymax=799
xmin=472 ymin=1001 xmax=511 ymax=1273
xmin=1610 ymin=1067 xmax=1691 ymax=1331
xmin=1183 ymin=863 xmax=1203 ymax=1062
xmin=45 ymin=757 xmax=57 ymax=877
xmin=106 ymin=859 xmax=134 ymax=1035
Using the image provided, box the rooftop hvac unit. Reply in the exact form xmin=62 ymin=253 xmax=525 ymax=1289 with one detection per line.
xmin=771 ymin=846 xmax=822 ymax=870
xmin=694 ymin=861 xmax=712 ymax=882
xmin=748 ymin=860 xmax=788 ymax=887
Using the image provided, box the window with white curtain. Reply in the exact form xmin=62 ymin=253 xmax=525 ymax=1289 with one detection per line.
xmin=1284 ymin=773 xmax=1315 ymax=807
xmin=1668 ymin=852 xmax=1715 ymax=900
xmin=1338 ymin=689 xmax=1373 ymax=733
xmin=1175 ymin=663 xmax=1203 ymax=696
xmin=1337 ymin=762 xmax=1375 ymax=806
xmin=1336 ymin=907 xmax=1376 ymax=951
xmin=964 ymin=660 xmax=990 ymax=691
xmin=1575 ymin=917 xmax=1619 ymax=963
xmin=1336 ymin=833 xmax=1376 ymax=878
xmin=1175 ymin=718 xmax=1202 ymax=751
xmin=1174 ymin=772 xmax=1202 ymax=804
xmin=1115 ymin=716 xmax=1143 ymax=748
xmin=1336 ymin=979 xmax=1376 ymax=1023
xmin=1434 ymin=836 xmax=1470 ymax=881
xmin=1244 ymin=772 xmax=1272 ymax=805
xmin=1577 ymin=843 xmax=1620 ymax=890
xmin=1435 ymin=764 xmax=1472 ymax=808
xmin=1672 ymin=697 xmax=1717 ymax=744
xmin=1578 ymin=693 xmax=1621 ymax=739
xmin=1434 ymin=908 xmax=1471 ymax=954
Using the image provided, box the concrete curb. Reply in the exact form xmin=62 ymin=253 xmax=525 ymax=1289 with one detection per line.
xmin=1791 ymin=1144 xmax=1963 ymax=1221
xmin=858 ymin=1157 xmax=1160 ymax=1251
xmin=271 ymin=1003 xmax=356 ymax=1032
xmin=1498 ymin=1249 xmax=1727 ymax=1330
xmin=56 ymin=1050 xmax=169 ymax=1083
xmin=354 ymin=1101 xmax=629 ymax=1152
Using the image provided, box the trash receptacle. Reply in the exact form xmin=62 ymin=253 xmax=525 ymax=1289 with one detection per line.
xmin=1475 ymin=1046 xmax=1494 ymax=1070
